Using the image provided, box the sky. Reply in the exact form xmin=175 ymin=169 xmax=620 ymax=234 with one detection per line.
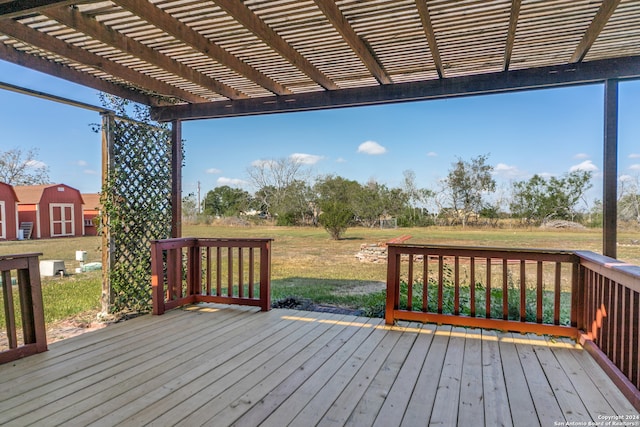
xmin=1 ymin=59 xmax=639 ymax=210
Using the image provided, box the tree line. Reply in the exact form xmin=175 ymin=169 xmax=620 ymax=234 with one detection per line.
xmin=183 ymin=154 xmax=640 ymax=239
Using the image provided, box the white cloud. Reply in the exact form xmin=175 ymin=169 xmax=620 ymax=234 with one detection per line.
xmin=290 ymin=153 xmax=324 ymax=165
xmin=630 ymin=164 xmax=640 ymax=171
xmin=619 ymin=174 xmax=634 ymax=182
xmin=336 ymin=157 xmax=346 ymax=163
xmin=629 ymin=153 xmax=640 ymax=159
xmin=574 ymin=153 xmax=589 ymax=159
xmin=25 ymin=159 xmax=47 ymax=169
xmin=569 ymin=160 xmax=598 ymax=172
xmin=493 ymin=163 xmax=522 ymax=178
xmin=205 ymin=168 xmax=222 ymax=174
xmin=76 ymin=160 xmax=88 ymax=167
xmin=427 ymin=151 xmax=438 ymax=157
xmin=83 ymin=169 xmax=99 ymax=175
xmin=217 ymin=177 xmax=248 ymax=187
xmin=539 ymin=172 xmax=555 ymax=178
xmin=357 ymin=140 xmax=387 ymax=155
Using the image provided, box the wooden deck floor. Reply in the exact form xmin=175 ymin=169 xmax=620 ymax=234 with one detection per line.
xmin=0 ymin=304 xmax=637 ymax=426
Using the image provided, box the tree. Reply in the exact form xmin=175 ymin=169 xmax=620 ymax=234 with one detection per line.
xmin=402 ymin=169 xmax=434 ymax=226
xmin=0 ymin=147 xmax=50 ymax=186
xmin=510 ymin=170 xmax=593 ymax=224
xmin=618 ymin=175 xmax=640 ymax=224
xmin=443 ymin=154 xmax=495 ymax=227
xmin=247 ymin=157 xmax=310 ymax=218
xmin=203 ymin=186 xmax=252 ymax=217
xmin=314 ymin=175 xmax=359 ymax=239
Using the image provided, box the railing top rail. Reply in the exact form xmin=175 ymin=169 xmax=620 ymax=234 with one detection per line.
xmin=151 ymin=237 xmax=273 ymax=250
xmin=576 ymin=250 xmax=640 ymax=291
xmin=387 ymin=243 xmax=577 ymax=261
xmin=0 ymin=253 xmax=43 ymax=262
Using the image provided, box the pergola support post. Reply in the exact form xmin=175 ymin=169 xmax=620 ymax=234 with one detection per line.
xmin=100 ymin=112 xmax=115 ymax=315
xmin=171 ymin=119 xmax=182 ymax=238
xmin=603 ymin=79 xmax=618 ymax=258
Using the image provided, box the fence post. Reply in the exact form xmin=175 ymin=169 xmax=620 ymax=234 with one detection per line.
xmin=260 ymin=240 xmax=271 ymax=311
xmin=150 ymin=241 xmax=165 ymax=315
xmin=386 ymin=245 xmax=400 ymax=325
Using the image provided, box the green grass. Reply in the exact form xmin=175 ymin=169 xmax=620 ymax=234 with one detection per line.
xmin=0 ymin=224 xmax=638 ymax=328
xmin=1 ymin=271 xmax=101 ymax=328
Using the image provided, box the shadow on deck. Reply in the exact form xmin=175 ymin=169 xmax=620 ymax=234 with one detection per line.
xmin=0 ymin=304 xmax=637 ymax=426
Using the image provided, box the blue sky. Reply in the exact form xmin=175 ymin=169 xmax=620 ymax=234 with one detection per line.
xmin=1 ymin=59 xmax=639 ymax=209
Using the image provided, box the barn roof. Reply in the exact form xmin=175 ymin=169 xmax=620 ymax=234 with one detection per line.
xmin=81 ymin=193 xmax=102 ymax=210
xmin=13 ymin=183 xmax=83 ymax=204
xmin=1 ymin=0 xmax=639 ymax=121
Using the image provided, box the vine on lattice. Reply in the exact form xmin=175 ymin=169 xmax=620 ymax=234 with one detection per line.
xmin=101 ymin=117 xmax=172 ymax=313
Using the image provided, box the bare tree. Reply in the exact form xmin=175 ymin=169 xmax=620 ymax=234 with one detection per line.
xmin=0 ymin=147 xmax=50 ymax=186
xmin=247 ymin=157 xmax=311 ymax=217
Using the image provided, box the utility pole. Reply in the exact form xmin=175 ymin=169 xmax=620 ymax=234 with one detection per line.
xmin=197 ymin=180 xmax=201 ymax=213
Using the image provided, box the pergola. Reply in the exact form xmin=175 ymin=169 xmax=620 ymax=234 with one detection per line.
xmin=1 ymin=0 xmax=639 ymax=252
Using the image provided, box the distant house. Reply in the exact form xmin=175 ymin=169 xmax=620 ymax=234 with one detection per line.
xmin=0 ymin=182 xmax=19 ymax=240
xmin=14 ymin=184 xmax=85 ymax=239
xmin=82 ymin=193 xmax=102 ymax=236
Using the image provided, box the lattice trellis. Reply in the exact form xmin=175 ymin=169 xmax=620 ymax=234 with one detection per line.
xmin=101 ymin=115 xmax=173 ymax=313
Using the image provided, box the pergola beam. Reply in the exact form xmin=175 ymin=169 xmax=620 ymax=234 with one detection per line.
xmin=213 ymin=0 xmax=339 ymax=91
xmin=415 ymin=0 xmax=444 ymax=78
xmin=152 ymin=55 xmax=640 ymax=121
xmin=504 ymin=0 xmax=521 ymax=71
xmin=313 ymin=0 xmax=391 ymax=85
xmin=0 ymin=0 xmax=82 ymax=19
xmin=112 ymin=0 xmax=292 ymax=96
xmin=0 ymin=39 xmax=159 ymax=106
xmin=44 ymin=5 xmax=246 ymax=100
xmin=571 ymin=0 xmax=621 ymax=63
xmin=0 ymin=19 xmax=208 ymax=103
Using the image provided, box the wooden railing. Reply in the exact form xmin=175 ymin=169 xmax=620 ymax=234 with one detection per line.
xmin=575 ymin=251 xmax=640 ymax=408
xmin=386 ymin=243 xmax=640 ymax=408
xmin=0 ymin=253 xmax=47 ymax=364
xmin=150 ymin=238 xmax=272 ymax=315
xmin=385 ymin=244 xmax=580 ymax=337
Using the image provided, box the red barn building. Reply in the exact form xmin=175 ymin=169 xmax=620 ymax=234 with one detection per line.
xmin=14 ymin=184 xmax=85 ymax=239
xmin=82 ymin=193 xmax=102 ymax=236
xmin=0 ymin=182 xmax=19 ymax=240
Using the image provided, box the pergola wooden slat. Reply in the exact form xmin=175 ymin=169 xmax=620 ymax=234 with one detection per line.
xmin=1 ymin=0 xmax=638 ymax=256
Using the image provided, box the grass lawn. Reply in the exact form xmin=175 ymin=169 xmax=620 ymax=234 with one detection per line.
xmin=0 ymin=224 xmax=638 ymax=328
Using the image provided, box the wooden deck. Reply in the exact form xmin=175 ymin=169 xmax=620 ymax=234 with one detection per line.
xmin=0 ymin=304 xmax=637 ymax=426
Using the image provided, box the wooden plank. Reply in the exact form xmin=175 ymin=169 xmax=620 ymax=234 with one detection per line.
xmin=570 ymin=0 xmax=622 ymax=63
xmin=289 ymin=320 xmax=397 ymax=426
xmin=127 ymin=312 xmax=350 ymax=426
xmin=1 ymin=306 xmax=264 ymax=424
xmin=372 ymin=323 xmax=435 ymax=427
xmin=544 ymin=336 xmax=618 ymax=420
xmin=400 ymin=325 xmax=451 ymax=427
xmin=343 ymin=323 xmax=421 ymax=426
xmin=317 ymin=325 xmax=404 ymax=427
xmin=457 ymin=328 xmax=484 ymax=426
xmin=497 ymin=332 xmax=537 ymax=427
xmin=513 ymin=333 xmax=565 ymax=425
xmin=481 ymin=330 xmax=513 ymax=427
xmin=222 ymin=315 xmax=366 ymax=427
xmin=429 ymin=326 xmax=466 ymax=426
xmin=60 ymin=310 xmax=331 ymax=426
xmin=526 ymin=334 xmax=590 ymax=422
xmin=257 ymin=317 xmax=381 ymax=427
xmin=561 ymin=337 xmax=638 ymax=415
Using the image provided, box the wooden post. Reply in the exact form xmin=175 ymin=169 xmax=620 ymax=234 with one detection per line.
xmin=171 ymin=119 xmax=182 ymax=239
xmin=100 ymin=112 xmax=115 ymax=315
xmin=603 ymin=79 xmax=618 ymax=258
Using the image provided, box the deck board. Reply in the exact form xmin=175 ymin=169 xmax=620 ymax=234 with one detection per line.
xmin=0 ymin=304 xmax=637 ymax=426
